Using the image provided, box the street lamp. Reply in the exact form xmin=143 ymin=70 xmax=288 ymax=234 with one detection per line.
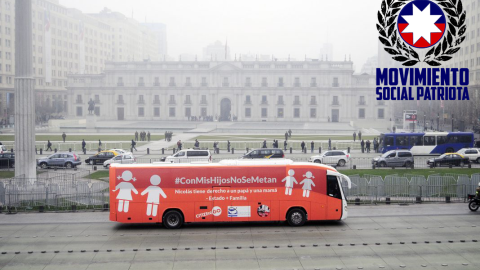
xmin=424 ymin=113 xmax=426 ymax=131
xmin=451 ymin=114 xmax=454 ymax=132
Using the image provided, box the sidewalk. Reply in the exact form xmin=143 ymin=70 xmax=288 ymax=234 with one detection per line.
xmin=135 ymin=133 xmax=199 ymax=151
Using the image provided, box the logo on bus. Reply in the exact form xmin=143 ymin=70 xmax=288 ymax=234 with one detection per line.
xmin=196 ymin=206 xmax=222 ymax=218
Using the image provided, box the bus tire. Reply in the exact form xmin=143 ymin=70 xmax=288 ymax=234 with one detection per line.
xmin=446 ymin=148 xmax=454 ymax=154
xmin=163 ymin=210 xmax=184 ymax=229
xmin=286 ymin=208 xmax=307 ymax=227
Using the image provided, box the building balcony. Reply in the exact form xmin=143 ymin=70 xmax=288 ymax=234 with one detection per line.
xmin=200 ymin=101 xmax=208 ymax=105
xmin=244 ymin=101 xmax=252 ymax=105
xmin=168 ymin=83 xmax=176 ymax=87
xmin=293 ymin=101 xmax=301 ymax=105
xmin=358 ymin=101 xmax=366 ymax=106
xmin=277 ymin=101 xmax=284 ymax=105
xmin=153 ymin=100 xmax=161 ymax=105
xmin=222 ymin=82 xmax=230 ymax=87
xmin=75 ymin=99 xmax=83 ymax=104
xmin=153 ymin=82 xmax=160 ymax=87
xmin=185 ymin=83 xmax=192 ymax=87
xmin=332 ymin=101 xmax=340 ymax=106
xmin=94 ymin=100 xmax=101 ymax=104
xmin=278 ymin=83 xmax=284 ymax=87
xmin=116 ymin=100 xmax=124 ymax=104
xmin=137 ymin=100 xmax=145 ymax=105
xmin=310 ymin=83 xmax=317 ymax=87
xmin=310 ymin=101 xmax=317 ymax=105
xmin=261 ymin=101 xmax=268 ymax=105
xmin=168 ymin=100 xmax=176 ymax=105
xmin=201 ymin=83 xmax=208 ymax=87
xmin=332 ymin=83 xmax=339 ymax=87
xmin=184 ymin=100 xmax=192 ymax=105
xmin=138 ymin=82 xmax=145 ymax=87
xmin=294 ymin=83 xmax=301 ymax=87
xmin=261 ymin=83 xmax=268 ymax=87
xmin=378 ymin=101 xmax=385 ymax=106
xmin=245 ymin=83 xmax=252 ymax=87
xmin=117 ymin=83 xmax=124 ymax=87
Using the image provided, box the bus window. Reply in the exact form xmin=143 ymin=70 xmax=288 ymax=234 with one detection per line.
xmin=437 ymin=136 xmax=447 ymax=145
xmin=424 ymin=136 xmax=435 ymax=146
xmin=327 ymin=176 xmax=342 ymax=199
xmin=396 ymin=136 xmax=407 ymax=146
xmin=411 ymin=135 xmax=423 ymax=146
xmin=384 ymin=136 xmax=394 ymax=146
xmin=459 ymin=135 xmax=472 ymax=143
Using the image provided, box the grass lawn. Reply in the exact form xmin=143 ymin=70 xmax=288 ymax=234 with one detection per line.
xmin=0 ymin=134 xmax=165 ymax=142
xmin=89 ymin=171 xmax=110 ymax=180
xmin=193 ymin=134 xmax=376 ymax=141
xmin=340 ymin=168 xmax=480 ymax=178
xmin=0 ymin=171 xmax=15 ymax=179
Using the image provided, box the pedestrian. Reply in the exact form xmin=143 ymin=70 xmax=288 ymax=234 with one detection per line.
xmin=99 ymin=139 xmax=102 ymax=149
xmin=358 ymin=131 xmax=362 ymax=140
xmin=131 ymin=139 xmax=137 ymax=151
xmin=284 ymin=140 xmax=287 ymax=151
xmin=328 ymin=138 xmax=332 ymax=150
xmin=177 ymin=140 xmax=181 ymax=151
xmin=301 ymin=141 xmax=305 ymax=153
xmin=353 ymin=132 xmax=356 ymax=142
xmin=147 ymin=131 xmax=151 ymax=142
xmin=360 ymin=140 xmax=365 ymax=153
xmin=366 ymin=140 xmax=371 ymax=153
xmin=262 ymin=140 xmax=267 ymax=148
xmin=311 ymin=141 xmax=314 ymax=153
xmin=227 ymin=140 xmax=231 ymax=152
xmin=82 ymin=139 xmax=86 ymax=152
xmin=62 ymin=132 xmax=66 ymax=143
xmin=194 ymin=139 xmax=200 ymax=148
xmin=373 ymin=138 xmax=378 ymax=153
xmin=164 ymin=131 xmax=167 ymax=141
xmin=135 ymin=131 xmax=139 ymax=141
xmin=288 ymin=129 xmax=292 ymax=138
xmin=46 ymin=140 xmax=53 ymax=151
xmin=285 ymin=131 xmax=289 ymax=141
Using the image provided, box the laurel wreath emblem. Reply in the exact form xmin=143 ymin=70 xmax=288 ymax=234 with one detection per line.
xmin=377 ymin=0 xmax=466 ymax=66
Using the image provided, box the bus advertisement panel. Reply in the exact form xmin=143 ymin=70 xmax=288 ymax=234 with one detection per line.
xmin=109 ymin=160 xmax=351 ymax=228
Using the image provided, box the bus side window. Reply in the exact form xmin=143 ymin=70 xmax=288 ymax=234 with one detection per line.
xmin=412 ymin=135 xmax=423 ymax=146
xmin=385 ymin=136 xmax=394 ymax=146
xmin=424 ymin=136 xmax=435 ymax=146
xmin=437 ymin=136 xmax=447 ymax=145
xmin=327 ymin=176 xmax=342 ymax=200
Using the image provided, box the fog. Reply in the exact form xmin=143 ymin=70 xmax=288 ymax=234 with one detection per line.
xmin=60 ymin=0 xmax=381 ymax=71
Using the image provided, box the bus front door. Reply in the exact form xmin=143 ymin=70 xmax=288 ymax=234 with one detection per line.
xmin=212 ymin=187 xmax=232 ymax=222
xmin=326 ymin=176 xmax=342 ymax=220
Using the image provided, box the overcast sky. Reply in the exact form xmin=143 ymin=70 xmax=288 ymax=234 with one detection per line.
xmin=59 ymin=0 xmax=381 ymax=72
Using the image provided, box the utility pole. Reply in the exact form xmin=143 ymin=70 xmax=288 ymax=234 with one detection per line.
xmin=437 ymin=113 xmax=439 ymax=131
xmin=451 ymin=114 xmax=454 ymax=132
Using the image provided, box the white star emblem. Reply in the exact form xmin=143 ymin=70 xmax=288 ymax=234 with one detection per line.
xmin=401 ymin=3 xmax=442 ymax=44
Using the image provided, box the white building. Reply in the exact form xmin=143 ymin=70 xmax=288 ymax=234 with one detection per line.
xmin=67 ymin=60 xmax=390 ymax=128
xmin=203 ymin=41 xmax=231 ymax=61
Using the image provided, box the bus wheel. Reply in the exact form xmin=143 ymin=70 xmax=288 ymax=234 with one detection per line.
xmin=287 ymin=208 xmax=306 ymax=226
xmin=163 ymin=210 xmax=184 ymax=229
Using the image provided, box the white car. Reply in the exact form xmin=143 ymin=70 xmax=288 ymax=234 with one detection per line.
xmin=0 ymin=145 xmax=7 ymax=154
xmin=103 ymin=154 xmax=136 ymax=168
xmin=164 ymin=149 xmax=212 ymax=163
xmin=456 ymin=148 xmax=480 ymax=163
xmin=309 ymin=150 xmax=350 ymax=167
xmin=110 ymin=149 xmax=133 ymax=155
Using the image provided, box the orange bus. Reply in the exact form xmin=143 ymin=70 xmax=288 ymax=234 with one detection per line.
xmin=109 ymin=159 xmax=352 ymax=228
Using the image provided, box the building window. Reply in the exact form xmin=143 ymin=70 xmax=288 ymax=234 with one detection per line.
xmin=185 ymin=107 xmax=191 ymax=117
xmin=137 ymin=95 xmax=145 ymax=104
xmin=154 ymin=95 xmax=160 ymax=104
xmin=94 ymin=107 xmax=100 ymax=116
xmin=359 ymin=108 xmax=365 ymax=119
xmin=332 ymin=96 xmax=339 ymax=105
xmin=245 ymin=77 xmax=251 ymax=87
xmin=138 ymin=107 xmax=145 ymax=117
xmin=333 ymin=77 xmax=339 ymax=87
xmin=169 ymin=95 xmax=175 ymax=104
xmin=277 ymin=108 xmax=284 ymax=118
xmin=245 ymin=108 xmax=251 ymax=118
xmin=261 ymin=95 xmax=268 ymax=105
xmin=310 ymin=108 xmax=316 ymax=118
xmin=117 ymin=95 xmax=124 ymax=104
xmin=201 ymin=95 xmax=207 ymax=104
xmin=277 ymin=96 xmax=284 ymax=105
xmin=359 ymin=96 xmax=366 ymax=105
xmin=138 ymin=77 xmax=145 ymax=86
xmin=169 ymin=77 xmax=176 ymax=86
xmin=154 ymin=107 xmax=160 ymax=117
xmin=185 ymin=77 xmax=191 ymax=86
xmin=223 ymin=77 xmax=229 ymax=87
xmin=378 ymin=108 xmax=385 ymax=119
xmin=94 ymin=95 xmax=100 ymax=103
xmin=201 ymin=77 xmax=207 ymax=86
xmin=76 ymin=106 xmax=83 ymax=117
xmin=261 ymin=108 xmax=268 ymax=118
xmin=310 ymin=77 xmax=317 ymax=87
xmin=278 ymin=77 xmax=284 ymax=87
xmin=310 ymin=96 xmax=317 ymax=105
xmin=294 ymin=96 xmax=300 ymax=105
xmin=117 ymin=77 xmax=124 ymax=86
xmin=76 ymin=95 xmax=82 ymax=103
xmin=245 ymin=95 xmax=251 ymax=104
xmin=185 ymin=95 xmax=192 ymax=104
xmin=294 ymin=108 xmax=300 ymax=118
xmin=169 ymin=107 xmax=176 ymax=117
xmin=294 ymin=77 xmax=300 ymax=87
xmin=201 ymin=107 xmax=207 ymax=117
xmin=261 ymin=77 xmax=268 ymax=87
xmin=154 ymin=77 xmax=160 ymax=86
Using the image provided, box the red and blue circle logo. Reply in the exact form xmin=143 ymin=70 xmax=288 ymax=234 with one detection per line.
xmin=397 ymin=0 xmax=446 ymax=48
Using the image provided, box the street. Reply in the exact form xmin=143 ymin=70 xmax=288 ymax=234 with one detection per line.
xmin=0 ymin=203 xmax=479 ymax=269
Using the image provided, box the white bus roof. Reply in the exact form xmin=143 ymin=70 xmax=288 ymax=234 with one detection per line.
xmin=424 ymin=132 xmax=449 ymax=136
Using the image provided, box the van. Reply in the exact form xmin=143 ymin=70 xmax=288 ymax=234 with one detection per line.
xmin=164 ymin=149 xmax=212 ymax=163
xmin=372 ymin=150 xmax=414 ymax=167
xmin=242 ymin=148 xmax=285 ymax=159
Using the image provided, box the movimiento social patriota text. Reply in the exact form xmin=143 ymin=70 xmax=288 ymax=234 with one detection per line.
xmin=375 ymin=68 xmax=469 ymax=101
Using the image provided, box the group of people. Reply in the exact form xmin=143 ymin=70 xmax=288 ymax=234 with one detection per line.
xmin=187 ymin=115 xmax=215 ymax=122
xmin=262 ymin=139 xmax=281 ymax=148
xmin=284 ymin=129 xmax=293 ymax=141
xmin=352 ymin=131 xmax=362 ymax=142
xmin=135 ymin=131 xmax=150 ymax=142
xmin=359 ymin=138 xmax=380 ymax=153
xmin=164 ymin=131 xmax=173 ymax=142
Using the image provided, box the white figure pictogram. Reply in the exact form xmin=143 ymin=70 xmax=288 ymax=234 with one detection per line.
xmin=141 ymin=175 xmax=167 ymax=217
xmin=300 ymin=171 xmax=316 ymax=198
xmin=281 ymin=169 xmax=298 ymax=195
xmin=112 ymin=170 xmax=138 ymax=213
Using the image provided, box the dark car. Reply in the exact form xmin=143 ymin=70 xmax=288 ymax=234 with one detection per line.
xmin=37 ymin=153 xmax=81 ymax=169
xmin=0 ymin=153 xmax=15 ymax=168
xmin=427 ymin=153 xmax=470 ymax=167
xmin=242 ymin=148 xmax=285 ymax=159
xmin=85 ymin=150 xmax=118 ymax=165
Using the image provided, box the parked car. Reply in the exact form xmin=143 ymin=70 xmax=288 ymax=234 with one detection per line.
xmin=85 ymin=150 xmax=119 ymax=165
xmin=103 ymin=154 xmax=136 ymax=168
xmin=427 ymin=153 xmax=470 ymax=167
xmin=0 ymin=145 xmax=7 ymax=154
xmin=372 ymin=150 xmax=414 ymax=167
xmin=110 ymin=149 xmax=133 ymax=155
xmin=456 ymin=148 xmax=480 ymax=163
xmin=164 ymin=149 xmax=212 ymax=163
xmin=242 ymin=148 xmax=285 ymax=159
xmin=309 ymin=150 xmax=350 ymax=166
xmin=0 ymin=153 xmax=15 ymax=168
xmin=37 ymin=152 xmax=81 ymax=169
